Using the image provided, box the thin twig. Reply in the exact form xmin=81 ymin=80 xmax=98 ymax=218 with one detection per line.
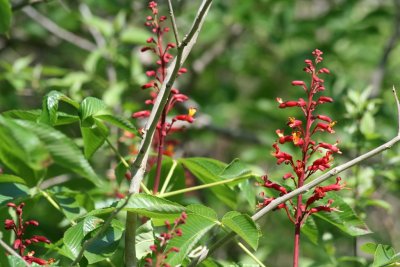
xmin=159 ymin=159 xmax=178 ymax=194
xmin=0 ymin=235 xmax=30 ymax=266
xmin=22 ymin=6 xmax=96 ymax=51
xmin=167 ymin=0 xmax=180 ymax=46
xmin=192 ymin=88 xmax=400 ymax=265
xmin=237 ymin=241 xmax=266 ymax=267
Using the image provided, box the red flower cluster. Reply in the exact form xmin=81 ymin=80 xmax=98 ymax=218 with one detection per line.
xmin=133 ymin=1 xmax=195 ymax=152
xmin=4 ymin=202 xmax=53 ymax=265
xmin=258 ymin=49 xmax=346 ymax=224
xmin=145 ymin=212 xmax=187 ymax=267
xmin=132 ymin=1 xmax=196 ymax=193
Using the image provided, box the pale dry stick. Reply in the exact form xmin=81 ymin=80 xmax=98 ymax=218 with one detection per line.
xmin=0 ymin=235 xmax=30 ymax=267
xmin=192 ymin=87 xmax=400 ymax=265
xmin=22 ymin=6 xmax=96 ymax=51
xmin=167 ymin=0 xmax=180 ymax=46
xmin=125 ymin=2 xmax=213 ymax=266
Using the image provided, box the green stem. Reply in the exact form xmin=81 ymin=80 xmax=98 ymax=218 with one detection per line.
xmin=237 ymin=241 xmax=266 ymax=267
xmin=159 ymin=160 xmax=178 ymax=194
xmin=124 ymin=212 xmax=137 ymax=267
xmin=158 ymin=175 xmax=251 ymax=198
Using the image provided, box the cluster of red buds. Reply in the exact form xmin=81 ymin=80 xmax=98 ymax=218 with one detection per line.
xmin=132 ymin=1 xmax=196 ymax=159
xmin=4 ymin=202 xmax=53 ymax=265
xmin=258 ymin=49 xmax=347 ymax=225
xmin=145 ymin=212 xmax=187 ymax=267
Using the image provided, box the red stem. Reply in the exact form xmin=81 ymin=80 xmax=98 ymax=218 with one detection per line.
xmin=293 ymin=72 xmax=316 ymax=267
xmin=153 ymin=108 xmax=167 ymax=193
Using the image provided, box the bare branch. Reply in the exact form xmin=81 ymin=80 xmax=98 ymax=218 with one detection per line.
xmin=192 ymin=88 xmax=400 ymax=265
xmin=167 ymin=0 xmax=180 ymax=46
xmin=22 ymin=6 xmax=96 ymax=51
xmin=0 ymin=235 xmax=30 ymax=266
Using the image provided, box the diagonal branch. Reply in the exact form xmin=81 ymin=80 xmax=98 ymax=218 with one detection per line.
xmin=22 ymin=6 xmax=96 ymax=51
xmin=191 ymin=88 xmax=400 ymax=265
xmin=167 ymin=0 xmax=180 ymax=46
xmin=0 ymin=235 xmax=30 ymax=266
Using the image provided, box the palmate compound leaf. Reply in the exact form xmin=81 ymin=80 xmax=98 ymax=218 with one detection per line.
xmin=179 ymin=158 xmax=255 ymax=209
xmin=13 ymin=119 xmax=102 ymax=187
xmin=164 ymin=205 xmax=219 ymax=266
xmin=313 ymin=192 xmax=371 ymax=236
xmin=221 ymin=211 xmax=261 ymax=250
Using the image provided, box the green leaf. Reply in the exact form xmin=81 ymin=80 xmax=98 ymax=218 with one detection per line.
xmin=79 ymin=97 xmax=108 ymax=125
xmin=123 ymin=194 xmax=185 ymax=218
xmin=95 ymin=114 xmax=140 ymax=137
xmin=6 ymin=255 xmax=44 ymax=267
xmin=301 ymin=216 xmax=319 ymax=245
xmin=39 ymin=90 xmax=79 ymax=125
xmin=361 ymin=242 xmax=378 ymax=255
xmin=81 ymin=120 xmax=108 ymax=159
xmin=2 ymin=109 xmax=42 ymax=121
xmin=135 ymin=220 xmax=155 ymax=260
xmin=0 ymin=0 xmax=11 ymax=34
xmin=0 ymin=183 xmax=29 ymax=206
xmin=0 ymin=116 xmax=50 ymax=184
xmin=84 ymin=219 xmax=124 ymax=264
xmin=187 ymin=204 xmax=218 ymax=222
xmin=221 ymin=211 xmax=261 ymax=250
xmin=165 ymin=213 xmax=218 ymax=266
xmin=63 ymin=216 xmax=103 ymax=259
xmin=14 ymin=120 xmax=102 ymax=187
xmin=49 ymin=188 xmax=89 ymax=221
xmin=0 ymin=174 xmax=26 ymax=185
xmin=179 ymin=158 xmax=238 ymax=209
xmin=373 ymin=244 xmax=396 ymax=267
xmin=313 ymin=192 xmax=371 ymax=236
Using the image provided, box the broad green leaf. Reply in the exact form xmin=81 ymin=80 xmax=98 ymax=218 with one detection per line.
xmin=39 ymin=90 xmax=79 ymax=125
xmin=0 ymin=0 xmax=11 ymax=34
xmin=120 ymin=26 xmax=149 ymax=44
xmin=165 ymin=213 xmax=218 ymax=266
xmin=123 ymin=194 xmax=185 ymax=218
xmin=0 ymin=116 xmax=49 ymax=184
xmin=222 ymin=211 xmax=261 ymax=250
xmin=3 ymin=109 xmax=79 ymax=126
xmin=187 ymin=204 xmax=218 ymax=222
xmin=49 ymin=188 xmax=89 ymax=221
xmin=79 ymin=96 xmax=108 ymax=124
xmin=179 ymin=158 xmax=237 ymax=209
xmin=301 ymin=216 xmax=319 ymax=245
xmin=0 ymin=174 xmax=26 ymax=185
xmin=135 ymin=220 xmax=155 ymax=260
xmin=373 ymin=244 xmax=396 ymax=267
xmin=95 ymin=114 xmax=140 ymax=136
xmin=81 ymin=120 xmax=108 ymax=159
xmin=0 ymin=183 xmax=29 ymax=206
xmin=219 ymin=158 xmax=253 ymax=180
xmin=84 ymin=219 xmax=124 ymax=264
xmin=14 ymin=120 xmax=101 ymax=186
xmin=361 ymin=242 xmax=378 ymax=255
xmin=314 ymin=192 xmax=371 ymax=236
xmin=2 ymin=109 xmax=42 ymax=121
xmin=63 ymin=216 xmax=103 ymax=259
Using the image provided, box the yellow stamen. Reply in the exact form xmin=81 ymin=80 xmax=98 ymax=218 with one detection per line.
xmin=188 ymin=107 xmax=197 ymax=117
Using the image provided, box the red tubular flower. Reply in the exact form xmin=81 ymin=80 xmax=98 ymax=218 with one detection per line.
xmin=132 ymin=110 xmax=151 ymax=118
xmin=259 ymin=51 xmax=347 ymax=267
xmin=5 ymin=202 xmax=51 ymax=265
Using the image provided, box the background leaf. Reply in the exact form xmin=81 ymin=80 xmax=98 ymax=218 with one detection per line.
xmin=221 ymin=211 xmax=261 ymax=250
xmin=0 ymin=0 xmax=11 ymax=34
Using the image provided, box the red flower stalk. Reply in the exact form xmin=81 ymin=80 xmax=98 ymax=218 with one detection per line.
xmin=4 ymin=202 xmax=52 ymax=265
xmin=132 ymin=1 xmax=196 ymax=193
xmin=145 ymin=212 xmax=187 ymax=267
xmin=258 ymin=49 xmax=346 ymax=267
